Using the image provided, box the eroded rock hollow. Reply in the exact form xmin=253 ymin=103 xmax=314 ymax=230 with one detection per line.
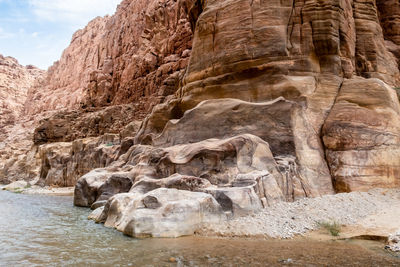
xmin=1 ymin=0 xmax=400 ymax=238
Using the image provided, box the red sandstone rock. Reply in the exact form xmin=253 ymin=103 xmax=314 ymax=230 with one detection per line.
xmin=0 ymin=55 xmax=44 ymax=137
xmin=25 ymin=0 xmax=196 ymax=116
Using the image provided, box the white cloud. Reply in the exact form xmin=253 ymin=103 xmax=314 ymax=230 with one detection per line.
xmin=0 ymin=0 xmax=121 ymax=69
xmin=28 ymin=0 xmax=121 ymax=27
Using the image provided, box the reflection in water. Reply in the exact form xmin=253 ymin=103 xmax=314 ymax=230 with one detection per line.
xmin=0 ymin=191 xmax=399 ymax=266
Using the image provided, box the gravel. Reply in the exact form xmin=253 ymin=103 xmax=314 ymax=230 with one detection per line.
xmin=199 ymin=189 xmax=400 ymax=238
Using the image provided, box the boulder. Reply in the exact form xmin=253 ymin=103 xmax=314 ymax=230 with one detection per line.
xmin=37 ymin=134 xmax=122 ymax=187
xmin=88 ymin=206 xmax=106 ymax=223
xmin=74 ymin=169 xmax=111 ymax=207
xmin=323 ymin=78 xmax=400 ymax=192
xmin=100 ymin=188 xmax=226 ymax=238
xmin=386 ymin=230 xmax=400 ymax=252
xmin=74 ymin=169 xmax=135 ymax=207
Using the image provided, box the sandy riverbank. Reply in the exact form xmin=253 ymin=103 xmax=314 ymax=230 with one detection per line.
xmin=0 ymin=181 xmax=74 ymax=196
xmin=198 ymin=189 xmax=400 ymax=245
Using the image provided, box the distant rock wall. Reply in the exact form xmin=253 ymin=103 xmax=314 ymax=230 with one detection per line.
xmin=0 ymin=55 xmax=44 ymax=184
xmin=0 ymin=55 xmax=44 ymax=138
xmin=25 ymin=0 xmax=196 ymax=116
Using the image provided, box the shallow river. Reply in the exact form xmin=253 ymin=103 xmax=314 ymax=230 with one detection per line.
xmin=0 ymin=191 xmax=399 ymax=266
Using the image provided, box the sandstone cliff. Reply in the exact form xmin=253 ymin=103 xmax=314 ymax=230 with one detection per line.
xmin=0 ymin=55 xmax=43 ymax=137
xmin=25 ymin=0 xmax=195 ymax=116
xmin=1 ymin=0 xmax=400 ymax=238
xmin=0 ymin=55 xmax=44 ymax=184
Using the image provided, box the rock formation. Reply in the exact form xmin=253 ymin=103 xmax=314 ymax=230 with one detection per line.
xmin=2 ymin=0 xmax=196 ymax=185
xmin=387 ymin=230 xmax=400 ymax=252
xmin=0 ymin=55 xmax=44 ymax=184
xmin=25 ymin=0 xmax=195 ymax=116
xmin=323 ymin=78 xmax=400 ymax=192
xmin=0 ymin=55 xmax=43 ymax=136
xmin=1 ymin=0 xmax=400 ymax=238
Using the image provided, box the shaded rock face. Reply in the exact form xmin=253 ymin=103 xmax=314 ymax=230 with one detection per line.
xmin=33 ymin=104 xmax=143 ymax=144
xmin=38 ymin=134 xmax=130 ymax=187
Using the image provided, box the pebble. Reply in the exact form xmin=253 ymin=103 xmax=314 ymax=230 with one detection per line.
xmin=200 ymin=189 xmax=400 ymax=238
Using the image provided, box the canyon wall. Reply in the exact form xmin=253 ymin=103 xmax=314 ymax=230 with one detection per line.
xmin=25 ymin=0 xmax=195 ymax=116
xmin=0 ymin=55 xmax=44 ymax=184
xmin=0 ymin=55 xmax=44 ymax=137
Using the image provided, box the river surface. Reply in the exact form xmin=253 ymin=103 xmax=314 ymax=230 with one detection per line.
xmin=0 ymin=190 xmax=399 ymax=266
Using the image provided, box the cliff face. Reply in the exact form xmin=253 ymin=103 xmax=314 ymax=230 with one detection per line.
xmin=25 ymin=0 xmax=195 ymax=116
xmin=1 ymin=0 xmax=400 ymax=237
xmin=0 ymin=55 xmax=44 ymax=137
xmin=0 ymin=55 xmax=44 ymax=184
xmin=24 ymin=17 xmax=110 ymax=115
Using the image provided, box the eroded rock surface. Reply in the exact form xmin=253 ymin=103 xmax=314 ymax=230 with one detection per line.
xmin=323 ymin=78 xmax=400 ymax=192
xmin=38 ymin=134 xmax=123 ymax=187
xmin=33 ymin=104 xmax=142 ymax=144
xmin=96 ymin=188 xmax=226 ymax=238
xmin=75 ymin=134 xmax=288 ymax=214
xmin=0 ymin=55 xmax=44 ymax=134
xmin=0 ymin=55 xmax=44 ymax=184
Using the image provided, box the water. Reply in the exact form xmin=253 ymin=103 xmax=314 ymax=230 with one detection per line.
xmin=0 ymin=190 xmax=399 ymax=266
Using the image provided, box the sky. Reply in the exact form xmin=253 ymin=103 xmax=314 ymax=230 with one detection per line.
xmin=0 ymin=0 xmax=121 ymax=69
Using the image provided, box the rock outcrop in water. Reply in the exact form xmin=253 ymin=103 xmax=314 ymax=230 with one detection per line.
xmin=1 ymin=0 xmax=400 ymax=238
